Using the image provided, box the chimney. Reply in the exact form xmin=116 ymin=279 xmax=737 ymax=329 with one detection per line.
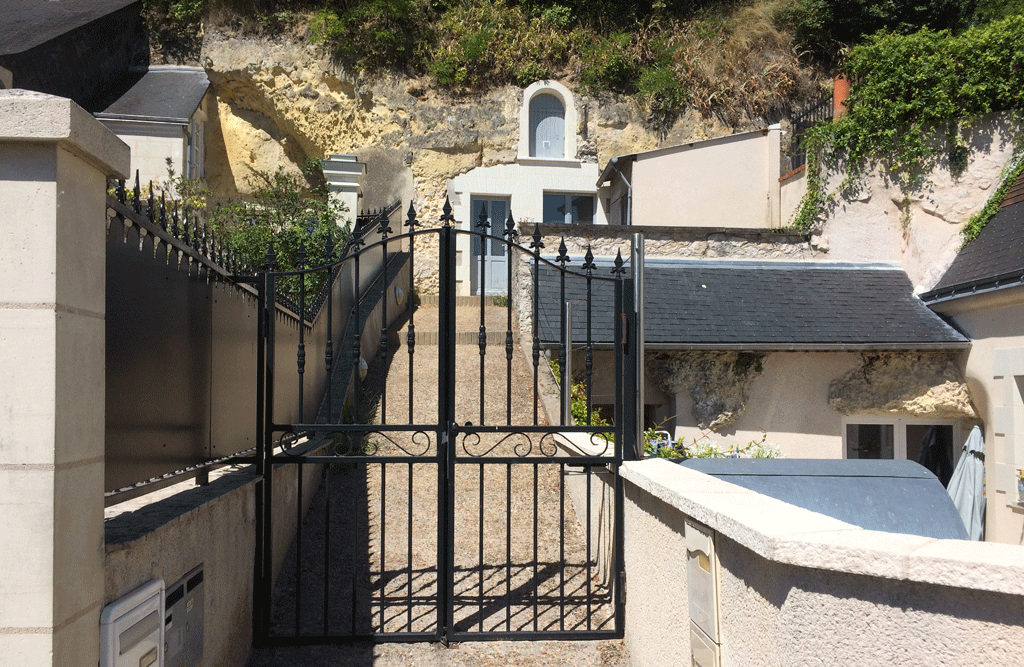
xmin=833 ymin=74 xmax=850 ymax=120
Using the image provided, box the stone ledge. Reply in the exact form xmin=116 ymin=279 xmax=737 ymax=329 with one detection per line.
xmin=0 ymin=90 xmax=129 ymax=178
xmin=621 ymin=458 xmax=1024 ymax=596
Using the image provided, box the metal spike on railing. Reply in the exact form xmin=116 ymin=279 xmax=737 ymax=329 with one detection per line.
xmin=115 ymin=179 xmax=126 ymax=205
xmin=583 ymin=245 xmax=596 ymax=275
xmin=265 ymin=242 xmax=278 ymax=271
xmin=530 ymin=224 xmax=544 ymax=251
xmin=440 ymin=196 xmax=455 ymax=227
xmin=147 ymin=181 xmax=155 ymax=224
xmin=202 ymin=224 xmax=209 ymax=258
xmin=504 ymin=210 xmax=517 ymax=240
xmin=556 ymin=237 xmax=570 ymax=267
xmin=171 ymin=201 xmax=180 ymax=238
xmin=159 ymin=194 xmax=167 ymax=231
xmin=612 ymin=248 xmax=625 ymax=276
xmin=296 ymin=239 xmax=307 ymax=270
xmin=405 ymin=201 xmax=418 ymax=229
xmin=132 ymin=172 xmax=141 ymax=215
xmin=476 ymin=201 xmax=489 ymax=231
xmin=181 ymin=207 xmax=190 ymax=245
xmin=324 ymin=235 xmax=336 ymax=263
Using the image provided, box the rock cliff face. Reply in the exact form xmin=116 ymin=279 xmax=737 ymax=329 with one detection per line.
xmin=201 ymin=32 xmax=745 ymax=219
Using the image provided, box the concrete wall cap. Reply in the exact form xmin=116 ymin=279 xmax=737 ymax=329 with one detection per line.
xmin=621 ymin=458 xmax=1024 ymax=595
xmin=0 ymin=89 xmax=130 ymax=178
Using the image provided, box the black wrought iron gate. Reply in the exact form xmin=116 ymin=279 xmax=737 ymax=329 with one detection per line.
xmin=252 ymin=201 xmax=640 ymax=646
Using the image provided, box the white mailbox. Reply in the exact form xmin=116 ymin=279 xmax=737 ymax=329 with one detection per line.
xmin=100 ymin=579 xmax=165 ymax=667
xmin=686 ymin=519 xmax=721 ymax=667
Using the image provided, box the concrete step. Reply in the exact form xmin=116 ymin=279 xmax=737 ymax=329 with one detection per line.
xmin=395 ymin=330 xmax=516 ymax=346
xmin=416 ymin=294 xmax=508 ymax=307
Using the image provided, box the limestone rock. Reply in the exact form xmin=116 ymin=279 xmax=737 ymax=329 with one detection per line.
xmin=828 ymin=352 xmax=976 ymax=419
xmin=647 ymin=351 xmax=766 ymax=430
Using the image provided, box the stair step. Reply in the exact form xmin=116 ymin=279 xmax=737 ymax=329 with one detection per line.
xmin=398 ymin=330 xmax=515 ymax=346
xmin=416 ymin=294 xmax=507 ymax=307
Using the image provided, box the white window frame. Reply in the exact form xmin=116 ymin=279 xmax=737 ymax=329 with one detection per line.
xmin=543 ymin=191 xmax=595 ymax=225
xmin=517 ymin=80 xmax=578 ymax=162
xmin=842 ymin=416 xmax=963 ymax=460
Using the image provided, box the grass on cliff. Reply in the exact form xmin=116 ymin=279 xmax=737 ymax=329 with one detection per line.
xmin=145 ymin=0 xmax=1017 ymax=125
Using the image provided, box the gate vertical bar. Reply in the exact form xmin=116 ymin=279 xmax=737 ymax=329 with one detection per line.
xmin=253 ymin=275 xmax=267 ymax=645
xmin=613 ymin=273 xmax=627 ymax=638
xmin=437 ymin=208 xmax=457 ymax=644
xmin=631 ymin=233 xmax=645 ymax=457
xmin=261 ymin=259 xmax=278 ymax=641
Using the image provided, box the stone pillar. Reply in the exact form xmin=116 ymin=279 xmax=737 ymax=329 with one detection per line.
xmin=0 ymin=91 xmax=128 ymax=666
xmin=321 ymin=153 xmax=365 ymax=227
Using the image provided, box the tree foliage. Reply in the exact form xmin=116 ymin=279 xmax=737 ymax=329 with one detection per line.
xmin=210 ymin=161 xmax=349 ymax=299
xmin=792 ymin=15 xmax=1024 ymax=230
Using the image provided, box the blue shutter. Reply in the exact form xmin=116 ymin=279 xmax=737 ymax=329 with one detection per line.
xmin=529 ymin=94 xmax=565 ymax=158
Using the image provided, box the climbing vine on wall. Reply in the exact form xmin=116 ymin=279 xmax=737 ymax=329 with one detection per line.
xmin=792 ymin=15 xmax=1024 ymax=231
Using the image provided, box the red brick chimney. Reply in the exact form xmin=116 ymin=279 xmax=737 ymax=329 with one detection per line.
xmin=834 ymin=74 xmax=850 ymax=120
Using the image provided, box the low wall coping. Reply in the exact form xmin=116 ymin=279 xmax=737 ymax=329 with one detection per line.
xmin=0 ymin=89 xmax=130 ymax=177
xmin=621 ymin=458 xmax=1024 ymax=596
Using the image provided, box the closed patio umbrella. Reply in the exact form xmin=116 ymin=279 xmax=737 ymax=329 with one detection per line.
xmin=947 ymin=425 xmax=985 ymax=540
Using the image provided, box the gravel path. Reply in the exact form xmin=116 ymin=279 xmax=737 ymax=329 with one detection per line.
xmin=250 ymin=301 xmax=628 ymax=666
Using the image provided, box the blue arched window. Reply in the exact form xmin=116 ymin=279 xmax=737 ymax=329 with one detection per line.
xmin=529 ymin=93 xmax=565 ymax=158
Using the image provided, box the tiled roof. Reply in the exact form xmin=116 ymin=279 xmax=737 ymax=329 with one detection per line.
xmin=921 ymin=170 xmax=1024 ymax=304
xmin=97 ymin=67 xmax=209 ymax=122
xmin=1 ymin=0 xmax=136 ymax=56
xmin=535 ymin=259 xmax=968 ymax=349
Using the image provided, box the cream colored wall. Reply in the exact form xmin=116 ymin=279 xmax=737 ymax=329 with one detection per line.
xmin=631 ymin=128 xmax=781 ymax=229
xmin=621 ymin=460 xmax=1024 ymax=667
xmin=668 ymin=351 xmax=861 ymax=457
xmin=779 ymin=168 xmax=807 ymax=226
xmin=449 ymin=160 xmax=602 ymax=294
xmin=102 ymin=121 xmax=186 ymax=185
xmin=933 ymin=288 xmax=1024 ymax=545
xmin=0 ymin=91 xmax=129 ymax=666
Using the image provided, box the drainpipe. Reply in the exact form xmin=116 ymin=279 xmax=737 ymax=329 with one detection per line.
xmin=611 ymin=160 xmax=632 ymax=226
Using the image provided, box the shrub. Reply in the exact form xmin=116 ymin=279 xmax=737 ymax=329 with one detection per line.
xmin=793 ymin=15 xmax=1024 ymax=229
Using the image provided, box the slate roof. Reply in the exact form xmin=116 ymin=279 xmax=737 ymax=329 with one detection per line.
xmin=535 ymin=259 xmax=968 ymax=349
xmin=1 ymin=0 xmax=137 ymax=56
xmin=96 ymin=67 xmax=210 ymax=123
xmin=920 ymin=170 xmax=1024 ymax=305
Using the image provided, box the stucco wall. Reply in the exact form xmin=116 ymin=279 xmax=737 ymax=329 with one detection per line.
xmin=932 ymin=288 xmax=1024 ymax=545
xmin=817 ymin=111 xmax=1021 ymax=291
xmin=620 ymin=460 xmax=1024 ymax=667
xmin=105 ymin=460 xmax=323 ymax=667
xmin=631 ymin=128 xmax=781 ymax=228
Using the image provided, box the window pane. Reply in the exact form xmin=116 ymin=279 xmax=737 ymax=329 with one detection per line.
xmin=490 ymin=201 xmax=507 ymax=257
xmin=530 ymin=93 xmax=565 ymax=158
xmin=571 ymin=195 xmax=594 ymax=224
xmin=846 ymin=424 xmax=894 ymax=459
xmin=544 ymin=193 xmax=567 ymax=224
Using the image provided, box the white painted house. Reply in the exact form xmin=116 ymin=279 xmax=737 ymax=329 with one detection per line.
xmin=450 ymin=80 xmax=606 ymax=296
xmin=96 ymin=66 xmax=211 ymax=186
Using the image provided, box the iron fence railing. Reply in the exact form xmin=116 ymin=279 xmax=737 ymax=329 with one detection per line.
xmin=790 ymin=93 xmax=833 ymax=170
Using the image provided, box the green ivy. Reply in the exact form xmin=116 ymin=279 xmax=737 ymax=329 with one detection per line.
xmin=960 ymin=149 xmax=1024 ymax=244
xmin=792 ymin=15 xmax=1024 ymax=230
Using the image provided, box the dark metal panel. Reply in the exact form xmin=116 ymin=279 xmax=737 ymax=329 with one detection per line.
xmin=209 ymin=282 xmax=257 ymax=457
xmin=105 ymin=220 xmax=211 ymax=491
xmin=678 ymin=458 xmax=968 ymax=540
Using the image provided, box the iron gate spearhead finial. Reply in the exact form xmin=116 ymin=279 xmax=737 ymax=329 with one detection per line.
xmin=612 ymin=248 xmax=625 ymax=276
xmin=476 ymin=201 xmax=490 ymax=231
xmin=406 ymin=201 xmax=419 ymax=229
xmin=504 ymin=211 xmax=518 ymax=240
xmin=556 ymin=237 xmax=570 ymax=266
xmin=530 ymin=224 xmax=544 ymax=250
xmin=440 ymin=196 xmax=455 ymax=227
xmin=583 ymin=245 xmax=596 ymax=274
